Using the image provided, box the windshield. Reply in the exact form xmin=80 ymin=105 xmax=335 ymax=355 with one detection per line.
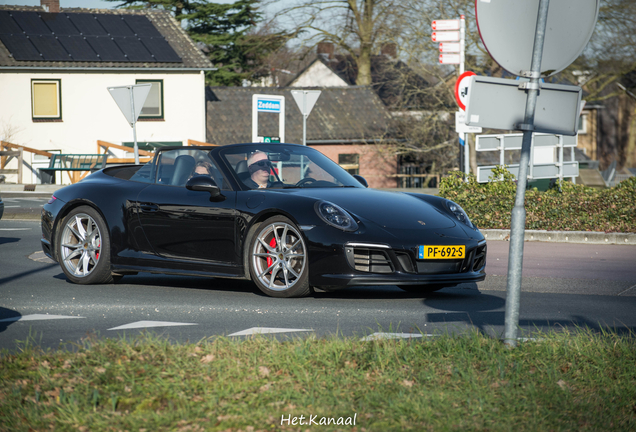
xmin=219 ymin=144 xmax=364 ymax=190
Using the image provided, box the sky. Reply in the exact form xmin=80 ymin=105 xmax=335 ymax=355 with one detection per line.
xmin=1 ymin=0 xmax=116 ymax=7
xmin=0 ymin=0 xmax=237 ymax=8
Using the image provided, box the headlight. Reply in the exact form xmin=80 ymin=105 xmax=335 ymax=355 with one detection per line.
xmin=445 ymin=200 xmax=473 ymax=228
xmin=315 ymin=201 xmax=358 ymax=232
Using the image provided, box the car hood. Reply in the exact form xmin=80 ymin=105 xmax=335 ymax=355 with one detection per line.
xmin=276 ymin=188 xmax=457 ymax=230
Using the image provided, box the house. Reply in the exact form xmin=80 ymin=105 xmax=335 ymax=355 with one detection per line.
xmin=0 ymin=0 xmax=213 ymax=184
xmin=206 ymin=86 xmax=399 ymax=188
xmin=288 ymin=42 xmax=432 ymax=110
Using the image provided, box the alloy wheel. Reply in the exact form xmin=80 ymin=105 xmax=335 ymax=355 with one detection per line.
xmin=251 ymin=222 xmax=306 ymax=291
xmin=60 ymin=213 xmax=102 ymax=277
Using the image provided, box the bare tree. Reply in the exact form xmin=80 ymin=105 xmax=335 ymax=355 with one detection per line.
xmin=270 ymin=0 xmax=404 ymax=85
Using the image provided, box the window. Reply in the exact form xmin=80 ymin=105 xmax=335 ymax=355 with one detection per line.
xmin=31 ymin=79 xmax=61 ymax=120
xmin=136 ymin=79 xmax=163 ymax=120
xmin=578 ymin=113 xmax=587 ymax=134
xmin=338 ymin=153 xmax=359 ymax=175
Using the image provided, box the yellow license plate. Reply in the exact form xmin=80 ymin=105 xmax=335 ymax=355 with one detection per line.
xmin=418 ymin=245 xmax=465 ymax=259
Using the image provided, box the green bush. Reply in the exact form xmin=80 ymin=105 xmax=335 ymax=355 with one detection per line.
xmin=438 ymin=167 xmax=636 ymax=233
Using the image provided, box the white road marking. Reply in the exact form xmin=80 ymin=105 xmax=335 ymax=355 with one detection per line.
xmin=228 ymin=327 xmax=313 ymax=336
xmin=3 ymin=205 xmax=20 ymax=208
xmin=0 ymin=314 xmax=85 ymax=322
xmin=107 ymin=321 xmax=198 ymax=330
xmin=361 ymin=332 xmax=431 ymax=341
xmin=0 ymin=228 xmax=32 ymax=231
xmin=28 ymin=251 xmax=55 ymax=263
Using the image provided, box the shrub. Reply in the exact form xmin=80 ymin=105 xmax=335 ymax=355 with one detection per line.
xmin=438 ymin=167 xmax=636 ymax=233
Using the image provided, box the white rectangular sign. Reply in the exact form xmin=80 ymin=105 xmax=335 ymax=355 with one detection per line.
xmin=431 ymin=31 xmax=460 ymax=42
xmin=465 ymin=76 xmax=582 ymax=136
xmin=439 ymin=42 xmax=460 ymax=53
xmin=455 ymin=111 xmax=482 ymax=133
xmin=439 ymin=54 xmax=461 ymax=64
xmin=431 ymin=19 xmax=460 ymax=31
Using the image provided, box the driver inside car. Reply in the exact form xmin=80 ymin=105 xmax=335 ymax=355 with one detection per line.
xmin=245 ymin=151 xmax=275 ymax=189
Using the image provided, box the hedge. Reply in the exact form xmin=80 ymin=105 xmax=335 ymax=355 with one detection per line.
xmin=438 ymin=166 xmax=636 ymax=233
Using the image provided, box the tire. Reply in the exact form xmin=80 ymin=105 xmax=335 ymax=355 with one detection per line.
xmin=248 ymin=216 xmax=310 ymax=298
xmin=56 ymin=206 xmax=114 ymax=284
xmin=398 ymin=284 xmax=449 ymax=293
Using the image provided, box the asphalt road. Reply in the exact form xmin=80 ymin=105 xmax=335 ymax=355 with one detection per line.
xmin=1 ymin=219 xmax=635 ymax=352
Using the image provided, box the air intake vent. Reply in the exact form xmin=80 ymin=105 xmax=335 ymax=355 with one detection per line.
xmin=472 ymin=244 xmax=487 ymax=272
xmin=350 ymin=247 xmax=393 ymax=274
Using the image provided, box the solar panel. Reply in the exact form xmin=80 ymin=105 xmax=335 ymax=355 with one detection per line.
xmin=30 ymin=35 xmax=70 ymax=61
xmin=11 ymin=11 xmax=51 ymax=35
xmin=41 ymin=13 xmax=81 ymax=36
xmin=68 ymin=13 xmax=107 ymax=36
xmin=58 ymin=35 xmax=100 ymax=61
xmin=0 ymin=11 xmax=24 ymax=35
xmin=0 ymin=34 xmax=42 ymax=60
xmin=85 ymin=36 xmax=128 ymax=61
xmin=122 ymin=15 xmax=162 ymax=38
xmin=113 ymin=37 xmax=155 ymax=62
xmin=96 ymin=14 xmax=135 ymax=37
xmin=140 ymin=37 xmax=182 ymax=63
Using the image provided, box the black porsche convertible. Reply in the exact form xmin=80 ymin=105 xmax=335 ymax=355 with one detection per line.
xmin=41 ymin=143 xmax=486 ymax=298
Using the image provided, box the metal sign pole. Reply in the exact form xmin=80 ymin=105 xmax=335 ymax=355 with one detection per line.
xmin=504 ymin=0 xmax=551 ymax=347
xmin=459 ymin=15 xmax=467 ymax=178
xmin=129 ymin=87 xmax=139 ymax=165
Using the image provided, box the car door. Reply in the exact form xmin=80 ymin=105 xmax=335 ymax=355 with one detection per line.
xmin=135 ymin=148 xmax=239 ymax=268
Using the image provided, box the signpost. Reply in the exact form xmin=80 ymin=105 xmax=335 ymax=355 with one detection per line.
xmin=107 ymin=83 xmax=152 ymax=165
xmin=252 ymin=94 xmax=285 ymax=143
xmin=291 ymin=90 xmax=321 ymax=146
xmin=473 ymin=0 xmax=599 ymax=346
xmin=432 ymin=16 xmax=467 ymax=176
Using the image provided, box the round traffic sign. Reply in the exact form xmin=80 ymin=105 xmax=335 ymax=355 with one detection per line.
xmin=475 ymin=0 xmax=599 ymax=77
xmin=454 ymin=71 xmax=475 ymax=111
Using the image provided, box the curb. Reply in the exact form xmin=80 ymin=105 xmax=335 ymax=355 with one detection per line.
xmin=0 ymin=191 xmax=54 ymax=198
xmin=482 ymin=229 xmax=636 ymax=245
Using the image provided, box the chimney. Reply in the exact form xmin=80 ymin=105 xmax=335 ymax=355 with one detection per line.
xmin=381 ymin=43 xmax=397 ymax=59
xmin=317 ymin=42 xmax=334 ymax=60
xmin=41 ymin=0 xmax=60 ymax=13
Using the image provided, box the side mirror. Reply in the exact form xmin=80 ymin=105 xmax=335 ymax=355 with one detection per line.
xmin=353 ymin=174 xmax=368 ymax=188
xmin=186 ymin=176 xmax=223 ymax=200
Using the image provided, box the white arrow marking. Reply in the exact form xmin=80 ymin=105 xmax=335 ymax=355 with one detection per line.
xmin=228 ymin=327 xmax=313 ymax=336
xmin=107 ymin=321 xmax=198 ymax=330
xmin=0 ymin=314 xmax=84 ymax=322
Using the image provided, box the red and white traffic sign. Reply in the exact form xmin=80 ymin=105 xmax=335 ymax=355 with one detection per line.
xmin=431 ymin=19 xmax=460 ymax=31
xmin=439 ymin=54 xmax=460 ymax=64
xmin=439 ymin=42 xmax=460 ymax=53
xmin=431 ymin=31 xmax=460 ymax=42
xmin=454 ymin=71 xmax=476 ymax=110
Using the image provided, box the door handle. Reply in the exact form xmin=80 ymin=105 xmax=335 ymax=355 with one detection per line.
xmin=139 ymin=203 xmax=159 ymax=212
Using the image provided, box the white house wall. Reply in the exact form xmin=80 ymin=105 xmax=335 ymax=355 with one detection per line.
xmin=0 ymin=70 xmax=206 ymax=184
xmin=290 ymin=62 xmax=348 ymax=88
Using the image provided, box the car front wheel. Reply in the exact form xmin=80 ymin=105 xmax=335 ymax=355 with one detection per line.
xmin=249 ymin=216 xmax=310 ymax=298
xmin=57 ymin=206 xmax=114 ymax=284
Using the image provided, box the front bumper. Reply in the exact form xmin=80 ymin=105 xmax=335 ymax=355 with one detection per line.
xmin=307 ymin=232 xmax=487 ymax=289
xmin=41 ymin=198 xmax=65 ymax=262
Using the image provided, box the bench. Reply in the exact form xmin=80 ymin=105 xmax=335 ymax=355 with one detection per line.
xmin=40 ymin=154 xmax=109 ymax=184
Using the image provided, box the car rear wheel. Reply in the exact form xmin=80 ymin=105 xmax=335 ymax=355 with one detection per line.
xmin=57 ymin=206 xmax=114 ymax=284
xmin=249 ymin=216 xmax=310 ymax=298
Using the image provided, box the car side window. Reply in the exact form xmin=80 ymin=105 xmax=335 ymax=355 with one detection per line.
xmin=155 ymin=149 xmax=228 ymax=189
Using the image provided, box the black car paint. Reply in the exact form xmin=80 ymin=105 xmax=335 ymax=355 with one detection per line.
xmin=42 ymin=144 xmax=486 ymax=290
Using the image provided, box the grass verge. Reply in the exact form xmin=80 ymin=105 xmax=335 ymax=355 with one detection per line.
xmin=1 ymin=329 xmax=635 ymax=431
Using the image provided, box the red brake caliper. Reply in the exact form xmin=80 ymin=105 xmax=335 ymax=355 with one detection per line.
xmin=266 ymin=237 xmax=277 ymax=270
xmin=95 ymin=238 xmax=100 ymax=260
